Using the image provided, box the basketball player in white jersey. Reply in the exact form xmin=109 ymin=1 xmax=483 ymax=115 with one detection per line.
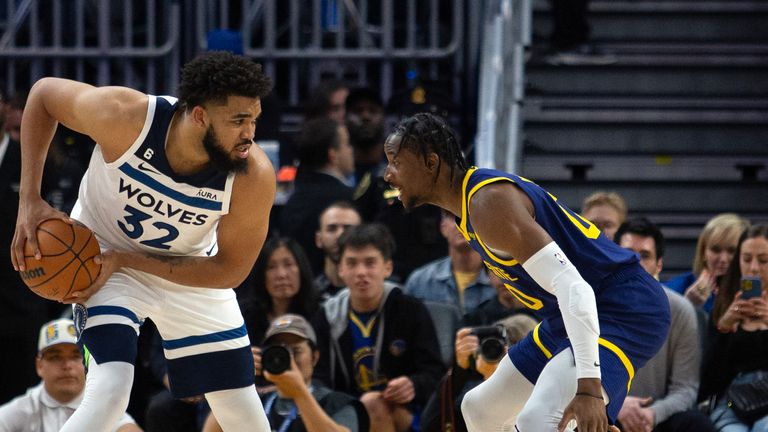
xmin=11 ymin=51 xmax=275 ymax=432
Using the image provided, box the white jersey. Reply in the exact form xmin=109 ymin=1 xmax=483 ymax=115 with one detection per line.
xmin=71 ymin=95 xmax=235 ymax=283
xmin=70 ymin=95 xmax=256 ymax=399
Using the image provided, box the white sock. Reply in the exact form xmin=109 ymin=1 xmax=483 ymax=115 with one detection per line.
xmin=462 ymin=357 xmax=535 ymax=432
xmin=60 ymin=359 xmax=134 ymax=432
xmin=205 ymin=386 xmax=270 ymax=432
xmin=516 ymin=350 xmax=608 ymax=431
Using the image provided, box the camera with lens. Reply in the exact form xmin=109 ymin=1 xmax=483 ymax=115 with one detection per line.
xmin=471 ymin=325 xmax=508 ymax=363
xmin=261 ymin=344 xmax=292 ymax=375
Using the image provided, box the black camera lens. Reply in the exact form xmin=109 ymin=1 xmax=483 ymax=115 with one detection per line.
xmin=470 ymin=325 xmax=508 ymax=363
xmin=261 ymin=345 xmax=291 ymax=374
xmin=479 ymin=337 xmax=506 ymax=363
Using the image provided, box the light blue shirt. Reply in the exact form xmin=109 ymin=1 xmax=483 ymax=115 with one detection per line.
xmin=404 ymin=256 xmax=496 ymax=317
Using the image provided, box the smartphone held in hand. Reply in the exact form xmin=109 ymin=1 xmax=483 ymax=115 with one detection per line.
xmin=740 ymin=276 xmax=763 ymax=299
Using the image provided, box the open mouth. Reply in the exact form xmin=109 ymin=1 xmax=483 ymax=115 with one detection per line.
xmin=383 ymin=187 xmax=401 ymax=201
xmin=235 ymin=143 xmax=251 ymax=158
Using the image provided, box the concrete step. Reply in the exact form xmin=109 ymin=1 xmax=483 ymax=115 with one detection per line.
xmin=526 ymin=65 xmax=768 ymax=96
xmin=521 ymin=154 xmax=768 ymax=181
xmin=523 ymin=122 xmax=768 ymax=156
xmin=524 ymin=96 xmax=768 ymax=124
xmin=533 ymin=0 xmax=768 ymax=43
xmin=660 ymin=238 xmax=698 ymax=277
xmin=535 ymin=179 xmax=768 ymax=213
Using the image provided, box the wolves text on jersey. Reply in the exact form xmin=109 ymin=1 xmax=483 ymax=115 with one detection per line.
xmin=118 ymin=177 xmax=209 ymax=226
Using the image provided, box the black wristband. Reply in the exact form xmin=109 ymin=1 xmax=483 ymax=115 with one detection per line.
xmin=575 ymin=392 xmax=604 ymax=400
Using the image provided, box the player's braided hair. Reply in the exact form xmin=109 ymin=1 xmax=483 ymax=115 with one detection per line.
xmin=392 ymin=112 xmax=468 ymax=184
xmin=178 ymin=51 xmax=273 ymax=111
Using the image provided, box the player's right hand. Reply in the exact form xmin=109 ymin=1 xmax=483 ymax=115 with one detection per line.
xmin=11 ymin=196 xmax=73 ymax=272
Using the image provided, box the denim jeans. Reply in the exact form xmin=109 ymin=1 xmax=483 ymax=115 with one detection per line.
xmin=710 ymin=371 xmax=768 ymax=432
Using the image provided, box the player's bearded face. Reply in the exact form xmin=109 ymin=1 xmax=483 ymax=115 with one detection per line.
xmin=203 ymin=125 xmax=249 ymax=174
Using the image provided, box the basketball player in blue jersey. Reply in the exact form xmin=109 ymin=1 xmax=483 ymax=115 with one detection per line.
xmin=11 ymin=52 xmax=275 ymax=432
xmin=382 ymin=113 xmax=671 ymax=432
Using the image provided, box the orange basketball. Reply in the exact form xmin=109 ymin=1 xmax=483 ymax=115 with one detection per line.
xmin=18 ymin=219 xmax=102 ymax=301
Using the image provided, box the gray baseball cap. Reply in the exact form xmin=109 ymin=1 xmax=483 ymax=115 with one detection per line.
xmin=264 ymin=314 xmax=317 ymax=345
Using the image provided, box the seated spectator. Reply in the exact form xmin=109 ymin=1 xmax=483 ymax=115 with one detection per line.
xmin=312 ymin=224 xmax=445 ymax=432
xmin=699 ymin=224 xmax=768 ymax=432
xmin=203 ymin=314 xmax=367 ymax=432
xmin=420 ymin=314 xmax=538 ymax=432
xmin=305 ymin=79 xmax=349 ymax=125
xmin=615 ymin=218 xmax=714 ymax=432
xmin=0 ymin=319 xmax=141 ymax=431
xmin=405 ymin=210 xmax=497 ymax=318
xmin=580 ymin=191 xmax=628 ymax=241
xmin=241 ymin=237 xmax=319 ymax=345
xmin=278 ymin=118 xmax=356 ymax=273
xmin=665 ymin=213 xmax=749 ymax=313
xmin=461 ymin=272 xmax=533 ymax=327
xmin=314 ymin=201 xmax=362 ymax=300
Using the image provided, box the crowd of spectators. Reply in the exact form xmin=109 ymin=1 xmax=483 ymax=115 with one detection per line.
xmin=1 ymin=81 xmax=766 ymax=432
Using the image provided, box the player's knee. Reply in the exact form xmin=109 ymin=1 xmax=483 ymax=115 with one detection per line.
xmin=515 ymin=402 xmax=557 ymax=431
xmin=91 ymin=379 xmax=131 ymax=410
xmin=460 ymin=385 xmax=483 ymax=424
xmin=86 ymin=363 xmax=133 ymax=410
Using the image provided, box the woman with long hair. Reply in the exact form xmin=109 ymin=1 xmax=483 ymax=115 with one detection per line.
xmin=666 ymin=213 xmax=749 ymax=312
xmin=700 ymin=224 xmax=768 ymax=431
xmin=241 ymin=236 xmax=318 ymax=345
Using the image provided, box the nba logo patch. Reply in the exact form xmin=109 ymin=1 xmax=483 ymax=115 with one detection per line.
xmin=73 ymin=304 xmax=88 ymax=340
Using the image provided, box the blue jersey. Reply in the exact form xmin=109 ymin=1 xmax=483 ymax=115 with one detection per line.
xmin=456 ymin=167 xmax=638 ymax=320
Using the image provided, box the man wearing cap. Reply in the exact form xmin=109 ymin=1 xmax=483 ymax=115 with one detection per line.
xmin=0 ymin=318 xmax=141 ymax=432
xmin=202 ymin=314 xmax=367 ymax=432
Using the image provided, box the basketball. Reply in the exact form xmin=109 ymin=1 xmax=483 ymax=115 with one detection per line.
xmin=18 ymin=219 xmax=102 ymax=301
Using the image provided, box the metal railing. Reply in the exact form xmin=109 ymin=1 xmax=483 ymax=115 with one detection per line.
xmin=474 ymin=0 xmax=531 ymax=172
xmin=1 ymin=0 xmax=181 ymax=96
xmin=196 ymin=0 xmax=465 ymax=108
xmin=1 ymin=0 xmax=483 ymax=158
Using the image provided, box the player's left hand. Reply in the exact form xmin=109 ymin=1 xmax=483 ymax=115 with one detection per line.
xmin=558 ymin=393 xmax=609 ymax=432
xmin=62 ymin=249 xmax=122 ymax=304
xmin=382 ymin=376 xmax=415 ymax=405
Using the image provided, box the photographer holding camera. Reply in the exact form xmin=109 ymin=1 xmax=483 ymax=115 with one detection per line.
xmin=421 ymin=314 xmax=538 ymax=432
xmin=202 ymin=314 xmax=367 ymax=432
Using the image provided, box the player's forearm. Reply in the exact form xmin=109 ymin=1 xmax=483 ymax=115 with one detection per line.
xmin=292 ymin=389 xmax=351 ymax=432
xmin=557 ymin=285 xmax=601 ymax=379
xmin=117 ymin=250 xmax=249 ymax=289
xmin=523 ymin=242 xmax=601 ymax=379
xmin=19 ymin=80 xmax=60 ymax=199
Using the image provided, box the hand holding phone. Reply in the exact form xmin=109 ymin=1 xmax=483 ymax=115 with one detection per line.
xmin=741 ymin=277 xmax=763 ymax=300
